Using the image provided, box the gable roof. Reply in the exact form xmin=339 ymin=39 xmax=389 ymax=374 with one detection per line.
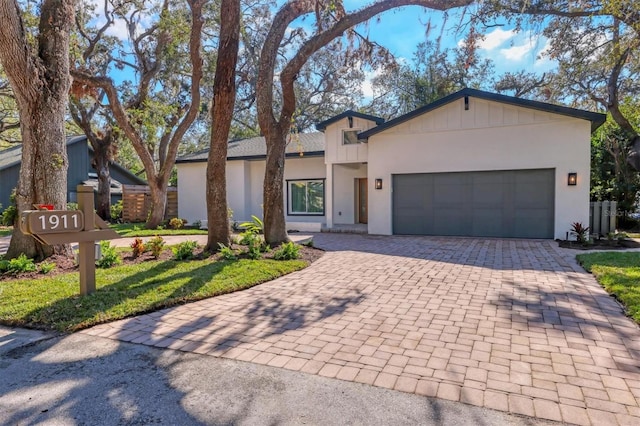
xmin=176 ymin=132 xmax=325 ymax=163
xmin=0 ymin=135 xmax=87 ymax=171
xmin=315 ymin=110 xmax=385 ymax=131
xmin=359 ymin=88 xmax=607 ymax=139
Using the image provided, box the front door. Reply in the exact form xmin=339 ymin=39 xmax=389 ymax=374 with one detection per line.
xmin=358 ymin=178 xmax=368 ymax=224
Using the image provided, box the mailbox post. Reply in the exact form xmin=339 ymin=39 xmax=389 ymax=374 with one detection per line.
xmin=20 ymin=185 xmax=119 ymax=296
xmin=78 ymin=185 xmax=97 ymax=295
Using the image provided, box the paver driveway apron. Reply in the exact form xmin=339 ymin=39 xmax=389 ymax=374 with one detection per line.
xmin=83 ymin=234 xmax=640 ymax=425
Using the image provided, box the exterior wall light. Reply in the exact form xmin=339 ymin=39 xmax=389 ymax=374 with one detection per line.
xmin=568 ymin=172 xmax=577 ymax=186
xmin=375 ymin=178 xmax=383 ymax=190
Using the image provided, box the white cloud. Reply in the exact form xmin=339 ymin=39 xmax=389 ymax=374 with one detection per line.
xmin=361 ymin=67 xmax=384 ymax=100
xmin=478 ymin=28 xmax=516 ymax=51
xmin=500 ymin=41 xmax=535 ymax=61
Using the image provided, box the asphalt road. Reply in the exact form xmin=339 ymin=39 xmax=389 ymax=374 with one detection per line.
xmin=0 ymin=326 xmax=557 ymax=426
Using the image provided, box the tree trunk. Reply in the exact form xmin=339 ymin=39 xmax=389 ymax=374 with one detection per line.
xmin=0 ymin=0 xmax=75 ymax=260
xmin=146 ymin=179 xmax=167 ymax=229
xmin=205 ymin=0 xmax=240 ymax=251
xmin=263 ymin=130 xmax=289 ymax=245
xmin=93 ymin=152 xmax=112 ymax=220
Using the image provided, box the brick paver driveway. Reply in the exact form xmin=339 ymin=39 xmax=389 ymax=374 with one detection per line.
xmin=83 ymin=234 xmax=640 ymax=425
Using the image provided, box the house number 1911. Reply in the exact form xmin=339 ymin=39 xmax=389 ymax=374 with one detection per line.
xmin=25 ymin=211 xmax=85 ymax=234
xmin=38 ymin=213 xmax=80 ymax=231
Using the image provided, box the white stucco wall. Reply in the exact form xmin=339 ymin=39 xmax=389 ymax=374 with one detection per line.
xmin=367 ymin=97 xmax=592 ymax=239
xmin=332 ymin=163 xmax=367 ymax=224
xmin=177 ymin=162 xmax=207 ymax=224
xmin=324 ymin=117 xmax=380 ymax=164
xmin=177 ymin=156 xmax=327 ymax=228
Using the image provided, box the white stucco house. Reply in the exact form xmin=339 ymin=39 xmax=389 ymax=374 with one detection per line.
xmin=177 ymin=88 xmax=605 ymax=239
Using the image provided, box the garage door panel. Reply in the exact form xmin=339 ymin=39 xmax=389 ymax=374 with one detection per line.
xmin=393 ymin=169 xmax=554 ymax=238
xmin=472 ymin=209 xmax=505 ymax=237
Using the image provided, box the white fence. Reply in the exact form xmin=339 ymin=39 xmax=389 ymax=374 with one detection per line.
xmin=589 ymin=201 xmax=617 ymax=237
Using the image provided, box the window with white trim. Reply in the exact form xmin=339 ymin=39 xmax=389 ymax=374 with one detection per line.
xmin=287 ymin=179 xmax=325 ymax=215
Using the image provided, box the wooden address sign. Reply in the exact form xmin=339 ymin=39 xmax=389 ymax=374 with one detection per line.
xmin=21 ymin=210 xmax=85 ymax=235
xmin=20 ymin=185 xmax=120 ymax=295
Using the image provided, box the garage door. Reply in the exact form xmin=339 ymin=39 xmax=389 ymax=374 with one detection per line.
xmin=392 ymin=169 xmax=555 ymax=238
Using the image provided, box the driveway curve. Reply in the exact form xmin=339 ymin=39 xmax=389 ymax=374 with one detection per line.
xmin=83 ymin=234 xmax=640 ymax=425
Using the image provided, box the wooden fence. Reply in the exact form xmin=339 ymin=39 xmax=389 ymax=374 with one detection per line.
xmin=122 ymin=185 xmax=178 ymax=222
xmin=589 ymin=200 xmax=617 ymax=237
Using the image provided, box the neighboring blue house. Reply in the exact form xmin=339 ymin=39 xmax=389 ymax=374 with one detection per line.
xmin=0 ymin=135 xmax=146 ymax=210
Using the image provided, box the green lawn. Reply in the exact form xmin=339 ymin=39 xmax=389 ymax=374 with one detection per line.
xmin=111 ymin=223 xmax=207 ymax=237
xmin=0 ymin=257 xmax=307 ymax=332
xmin=577 ymin=252 xmax=640 ymax=323
xmin=0 ymin=226 xmax=12 ymax=237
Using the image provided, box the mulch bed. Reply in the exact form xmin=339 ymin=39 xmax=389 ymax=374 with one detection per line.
xmin=0 ymin=244 xmax=324 ymax=283
xmin=558 ymin=239 xmax=640 ymax=250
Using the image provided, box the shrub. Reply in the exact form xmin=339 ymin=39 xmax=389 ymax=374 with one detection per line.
xmin=274 ymin=242 xmax=301 ymax=260
xmin=39 ymin=261 xmax=56 ymax=274
xmin=96 ymin=241 xmax=121 ymax=268
xmin=218 ymin=243 xmax=237 ymax=260
xmin=570 ymin=222 xmax=589 ymax=244
xmin=66 ymin=202 xmax=79 ymax=210
xmin=192 ymin=220 xmax=202 ymax=229
xmin=110 ymin=200 xmax=123 ymax=222
xmin=172 ymin=240 xmax=198 ymax=260
xmin=169 ymin=217 xmax=185 ymax=229
xmin=130 ymin=237 xmax=146 ymax=258
xmin=247 ymin=243 xmax=262 ymax=259
xmin=147 ymin=236 xmax=165 ymax=258
xmin=239 ymin=215 xmax=263 ymax=234
xmin=1 ymin=190 xmax=18 ymax=226
xmin=0 ymin=259 xmax=9 ymax=273
xmin=6 ymin=254 xmax=37 ymax=275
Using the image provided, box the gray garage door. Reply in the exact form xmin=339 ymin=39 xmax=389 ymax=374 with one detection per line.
xmin=393 ymin=169 xmax=555 ymax=238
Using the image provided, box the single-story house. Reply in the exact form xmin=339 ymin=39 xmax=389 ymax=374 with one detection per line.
xmin=176 ymin=88 xmax=606 ymax=239
xmin=0 ymin=135 xmax=146 ymax=209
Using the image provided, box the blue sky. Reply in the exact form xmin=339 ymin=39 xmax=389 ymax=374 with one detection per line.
xmin=347 ymin=4 xmax=556 ymax=73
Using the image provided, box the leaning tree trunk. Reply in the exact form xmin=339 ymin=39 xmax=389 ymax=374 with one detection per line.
xmin=263 ymin=131 xmax=290 ymax=246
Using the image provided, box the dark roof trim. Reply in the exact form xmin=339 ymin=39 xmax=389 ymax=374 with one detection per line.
xmin=359 ymin=88 xmax=607 ymax=139
xmin=176 ymin=150 xmax=325 ymax=164
xmin=315 ymin=110 xmax=385 ymax=131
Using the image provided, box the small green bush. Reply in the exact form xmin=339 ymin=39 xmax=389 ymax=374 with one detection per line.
xmin=169 ymin=217 xmax=185 ymax=229
xmin=247 ymin=244 xmax=262 ymax=259
xmin=39 ymin=261 xmax=56 ymax=274
xmin=96 ymin=241 xmax=121 ymax=268
xmin=239 ymin=215 xmax=263 ymax=234
xmin=1 ymin=189 xmax=18 ymax=226
xmin=192 ymin=220 xmax=202 ymax=229
xmin=147 ymin=236 xmax=165 ymax=258
xmin=6 ymin=254 xmax=37 ymax=274
xmin=172 ymin=240 xmax=198 ymax=260
xmin=66 ymin=202 xmax=79 ymax=210
xmin=274 ymin=242 xmax=301 ymax=260
xmin=0 ymin=259 xmax=9 ymax=273
xmin=218 ymin=243 xmax=237 ymax=260
xmin=110 ymin=200 xmax=123 ymax=222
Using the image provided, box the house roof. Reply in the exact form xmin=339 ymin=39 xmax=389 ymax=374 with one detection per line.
xmin=0 ymin=135 xmax=87 ymax=171
xmin=176 ymin=132 xmax=325 ymax=163
xmin=358 ymin=88 xmax=607 ymax=139
xmin=315 ymin=110 xmax=385 ymax=131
